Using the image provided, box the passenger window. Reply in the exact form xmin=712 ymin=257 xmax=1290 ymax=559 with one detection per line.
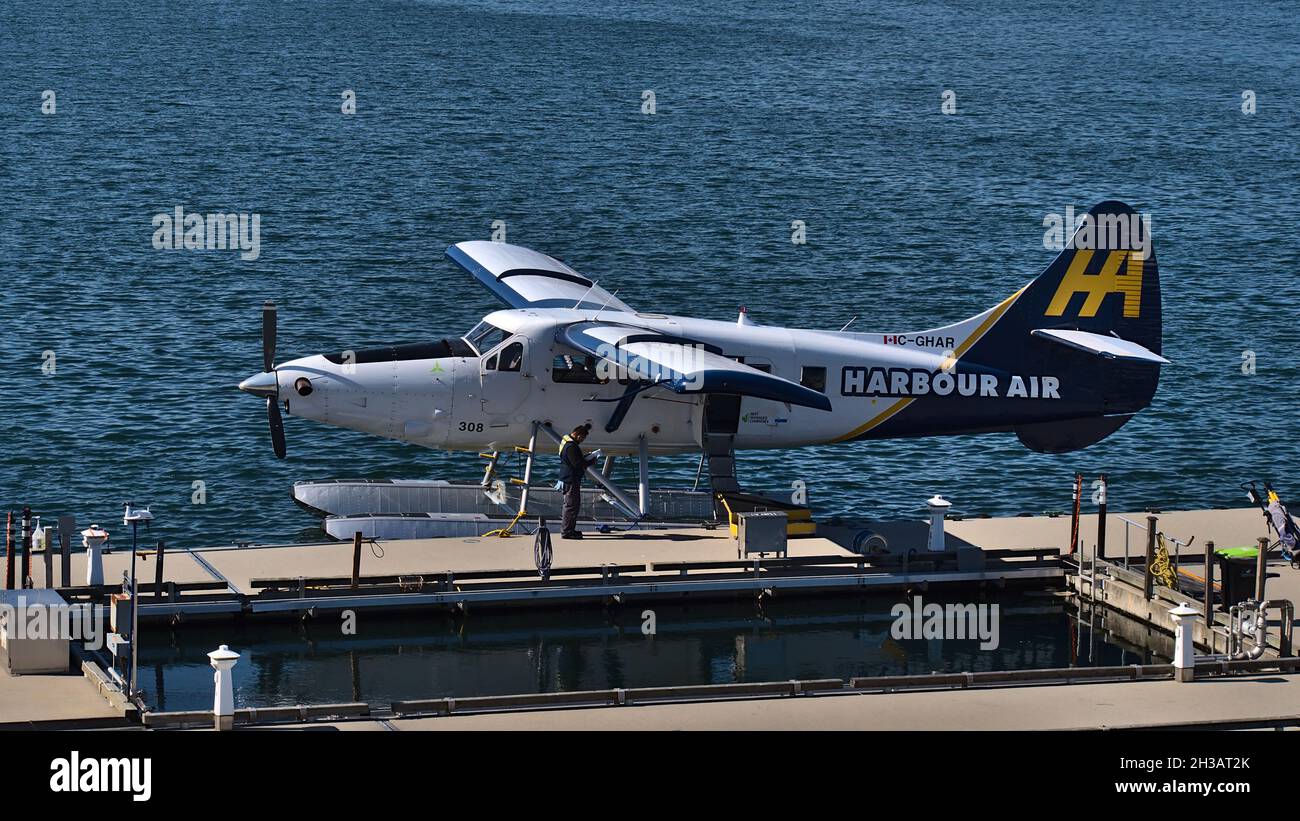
xmin=552 ymin=353 xmax=606 ymax=384
xmin=499 ymin=342 xmax=523 ymax=373
xmin=800 ymin=366 xmax=826 ymax=393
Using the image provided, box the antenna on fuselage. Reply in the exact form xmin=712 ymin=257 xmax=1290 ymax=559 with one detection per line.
xmin=593 ymin=289 xmax=621 ymax=320
xmin=839 ymin=315 xmax=858 ymax=332
xmin=573 ymin=280 xmax=599 ymax=310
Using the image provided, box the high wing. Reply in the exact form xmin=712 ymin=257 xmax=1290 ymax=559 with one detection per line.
xmin=561 ymin=322 xmax=833 ymax=411
xmin=446 ymin=241 xmax=634 ymax=312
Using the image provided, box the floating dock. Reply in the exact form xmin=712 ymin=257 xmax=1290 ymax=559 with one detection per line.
xmin=25 ymin=518 xmax=1062 ymax=623
xmin=6 ymin=505 xmax=1300 ymax=731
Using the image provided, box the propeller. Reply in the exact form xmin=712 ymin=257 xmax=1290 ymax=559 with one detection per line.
xmin=238 ymin=300 xmax=287 ymax=459
xmin=267 ymin=396 xmax=286 ymax=459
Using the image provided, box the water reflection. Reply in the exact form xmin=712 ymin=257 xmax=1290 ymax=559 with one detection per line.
xmin=137 ymin=592 xmax=1165 ymax=712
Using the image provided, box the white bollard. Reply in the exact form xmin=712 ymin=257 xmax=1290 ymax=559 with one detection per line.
xmin=1169 ymin=602 xmax=1199 ymax=683
xmin=208 ymin=644 xmax=240 ymax=731
xmin=926 ymin=495 xmax=951 ymax=552
xmin=81 ymin=525 xmax=109 ymax=587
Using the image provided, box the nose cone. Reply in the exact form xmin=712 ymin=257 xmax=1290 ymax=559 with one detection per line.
xmin=238 ymin=371 xmax=279 ymax=398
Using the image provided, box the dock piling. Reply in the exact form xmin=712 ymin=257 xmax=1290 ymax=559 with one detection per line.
xmin=154 ymin=541 xmax=166 ymax=600
xmin=1204 ymin=540 xmax=1214 ymax=642
xmin=41 ymin=526 xmax=53 ymax=589
xmin=58 ymin=515 xmax=73 ymax=587
xmin=1143 ymin=515 xmax=1157 ymax=600
xmin=351 ymin=533 xmax=363 ymax=589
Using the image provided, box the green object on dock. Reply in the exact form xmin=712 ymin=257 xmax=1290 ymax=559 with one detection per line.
xmin=1215 ymin=546 xmax=1259 ymax=559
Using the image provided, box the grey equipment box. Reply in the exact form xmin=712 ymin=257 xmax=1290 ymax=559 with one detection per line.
xmin=737 ymin=511 xmax=789 ymax=558
xmin=0 ymin=589 xmax=72 ymax=675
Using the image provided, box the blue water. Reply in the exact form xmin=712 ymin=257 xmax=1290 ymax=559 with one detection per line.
xmin=4 ymin=1 xmax=1299 ymax=547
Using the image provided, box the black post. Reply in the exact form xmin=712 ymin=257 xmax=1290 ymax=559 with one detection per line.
xmin=1068 ymin=473 xmax=1082 ymax=557
xmin=1204 ymin=540 xmax=1214 ymax=625
xmin=20 ymin=506 xmax=32 ymax=588
xmin=351 ymin=532 xmax=362 ymax=589
xmin=154 ymin=540 xmax=166 ymax=600
xmin=1143 ymin=515 xmax=1157 ymax=601
xmin=42 ymin=527 xmax=52 ymax=589
xmin=1096 ymin=474 xmax=1108 ymax=562
xmin=1256 ymin=536 xmax=1269 ymax=602
xmin=59 ymin=515 xmax=74 ymax=588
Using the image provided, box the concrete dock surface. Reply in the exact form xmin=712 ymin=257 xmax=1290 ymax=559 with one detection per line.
xmin=263 ymin=671 xmax=1300 ymax=732
xmin=0 ymin=666 xmax=126 ymax=728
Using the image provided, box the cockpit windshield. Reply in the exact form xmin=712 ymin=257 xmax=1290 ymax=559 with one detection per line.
xmin=464 ymin=321 xmax=508 ymax=355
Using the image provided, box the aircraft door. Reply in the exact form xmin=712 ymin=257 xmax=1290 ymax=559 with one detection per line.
xmin=480 ymin=336 xmax=532 ymax=421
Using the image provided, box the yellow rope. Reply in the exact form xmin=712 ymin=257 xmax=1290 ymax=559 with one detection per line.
xmin=484 ymin=509 xmax=528 ymax=538
xmin=1149 ymin=533 xmax=1178 ymax=589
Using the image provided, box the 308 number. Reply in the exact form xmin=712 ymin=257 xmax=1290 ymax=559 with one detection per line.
xmin=457 ymin=421 xmax=484 ymax=432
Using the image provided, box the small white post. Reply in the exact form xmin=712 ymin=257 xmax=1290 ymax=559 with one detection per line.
xmin=208 ymin=644 xmax=240 ymax=730
xmin=81 ymin=526 xmax=108 ymax=586
xmin=926 ymin=495 xmax=951 ymax=552
xmin=1169 ymin=602 xmax=1199 ymax=683
xmin=638 ymin=434 xmax=650 ymax=516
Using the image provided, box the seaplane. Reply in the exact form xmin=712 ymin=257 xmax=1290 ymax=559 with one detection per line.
xmin=237 ymin=201 xmax=1166 ymax=537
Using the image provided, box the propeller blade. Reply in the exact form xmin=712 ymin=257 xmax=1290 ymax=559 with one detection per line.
xmin=267 ymin=397 xmax=286 ymax=459
xmin=262 ymin=300 xmax=277 ymax=374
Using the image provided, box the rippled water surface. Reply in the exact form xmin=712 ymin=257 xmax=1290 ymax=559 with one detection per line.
xmin=4 ymin=0 xmax=1299 ymax=545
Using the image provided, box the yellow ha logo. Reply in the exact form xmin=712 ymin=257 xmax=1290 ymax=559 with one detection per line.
xmin=1045 ymin=250 xmax=1144 ymax=319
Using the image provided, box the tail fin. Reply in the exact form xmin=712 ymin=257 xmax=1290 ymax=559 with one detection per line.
xmin=968 ymin=201 xmax=1164 ymax=452
xmin=1013 ymin=200 xmax=1161 ymax=355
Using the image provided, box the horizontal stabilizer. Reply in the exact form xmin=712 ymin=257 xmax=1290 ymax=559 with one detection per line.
xmin=1030 ymin=328 xmax=1170 ymax=364
xmin=561 ymin=322 xmax=832 ymax=411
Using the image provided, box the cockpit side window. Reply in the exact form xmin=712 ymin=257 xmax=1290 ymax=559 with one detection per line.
xmin=465 ymin=322 xmax=508 ymax=356
xmin=552 ymin=353 xmax=606 ymax=384
xmin=498 ymin=342 xmax=524 ymax=373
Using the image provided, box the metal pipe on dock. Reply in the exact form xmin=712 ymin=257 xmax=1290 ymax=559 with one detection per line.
xmin=1096 ymin=474 xmax=1108 ymax=561
xmin=20 ymin=506 xmax=32 ymax=588
xmin=638 ymin=434 xmax=649 ymax=516
xmin=1256 ymin=536 xmax=1268 ymax=602
xmin=4 ymin=511 xmax=12 ymax=590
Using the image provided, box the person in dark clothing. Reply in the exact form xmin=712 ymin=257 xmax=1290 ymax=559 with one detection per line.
xmin=559 ymin=423 xmax=599 ymax=539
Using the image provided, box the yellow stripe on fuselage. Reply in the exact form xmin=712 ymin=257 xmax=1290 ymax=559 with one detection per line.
xmin=831 ymin=286 xmax=1026 ymax=443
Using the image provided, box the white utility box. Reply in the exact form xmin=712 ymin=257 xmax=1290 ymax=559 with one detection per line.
xmin=0 ymin=589 xmax=72 ymax=675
